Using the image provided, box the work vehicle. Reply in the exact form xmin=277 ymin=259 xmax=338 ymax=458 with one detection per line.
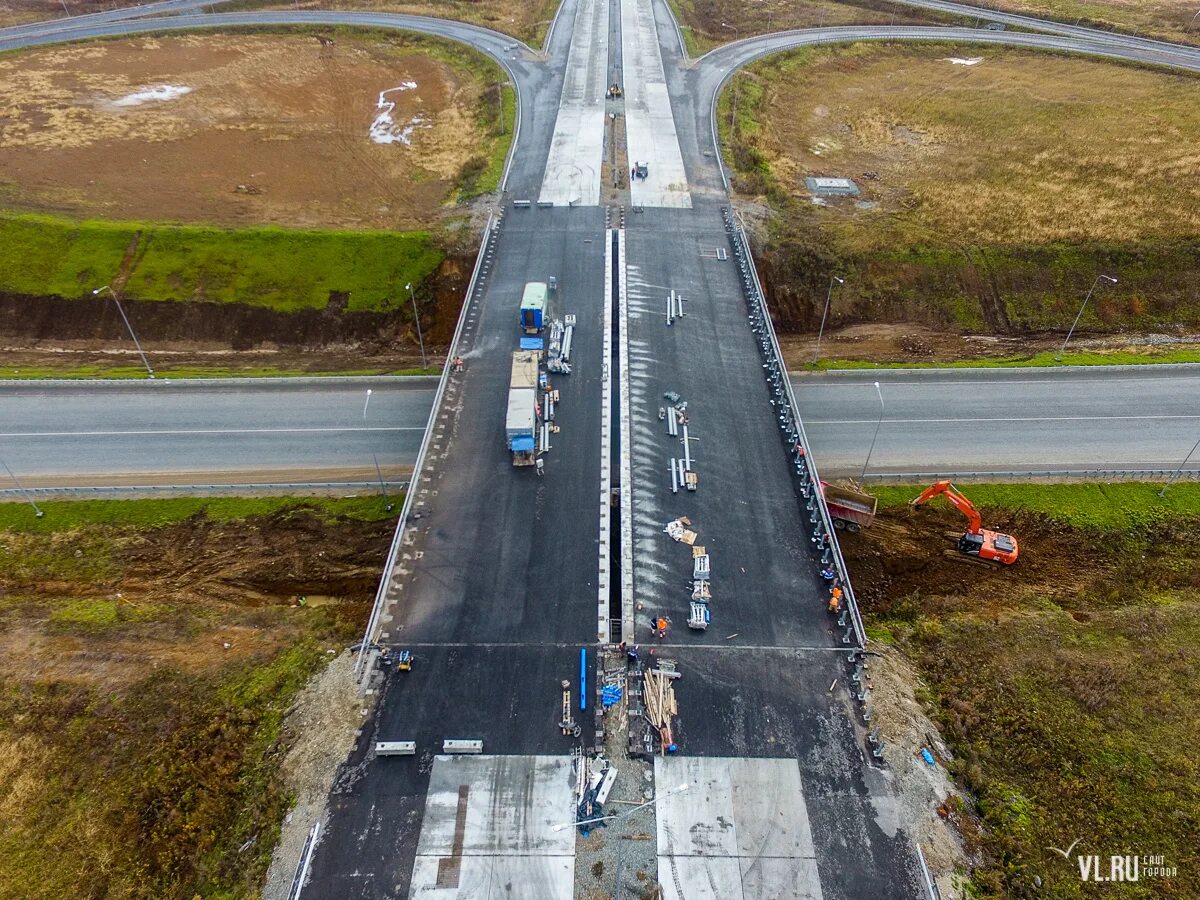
xmin=397 ymin=650 xmax=412 ymax=671
xmin=634 ymin=161 xmax=648 ymax=179
xmin=910 ymin=481 xmax=1019 ymax=566
xmin=520 ymin=282 xmax=548 ymax=334
xmin=606 ymin=82 xmax=622 ymax=98
xmin=507 ymin=350 xmax=540 ymax=466
xmin=821 ymin=481 xmax=877 ymax=531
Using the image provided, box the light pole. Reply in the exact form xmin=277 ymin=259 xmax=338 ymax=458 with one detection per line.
xmin=0 ymin=455 xmax=43 ymax=518
xmin=92 ymin=285 xmax=154 ymax=378
xmin=405 ymin=282 xmax=428 ymax=370
xmin=1188 ymin=8 xmax=1200 ymax=30
xmin=1159 ymin=433 xmax=1200 ymax=497
xmin=1057 ymin=274 xmax=1117 ymax=361
xmin=363 ymin=389 xmax=394 ymax=512
xmin=813 ymin=274 xmax=844 ymax=365
xmin=859 ymin=381 xmax=885 ymax=483
xmin=721 ymin=23 xmax=741 ymax=137
xmin=551 ymin=782 xmax=689 ymax=833
xmin=721 ymin=20 xmax=740 ymax=41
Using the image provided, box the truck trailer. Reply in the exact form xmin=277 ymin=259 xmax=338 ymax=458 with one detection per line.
xmin=520 ymin=282 xmax=548 ymax=334
xmin=507 ymin=350 xmax=541 ymax=466
xmin=821 ymin=481 xmax=878 ymax=532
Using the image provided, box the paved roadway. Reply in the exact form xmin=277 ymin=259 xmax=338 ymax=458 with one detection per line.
xmin=2 ymin=2 xmax=1199 ymax=899
xmin=0 ymin=378 xmax=433 ymax=486
xmin=8 ymin=365 xmax=1199 ymax=486
xmin=793 ymin=367 xmax=1200 ymax=478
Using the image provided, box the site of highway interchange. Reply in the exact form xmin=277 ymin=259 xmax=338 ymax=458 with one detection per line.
xmin=0 ymin=1 xmax=1198 ymax=899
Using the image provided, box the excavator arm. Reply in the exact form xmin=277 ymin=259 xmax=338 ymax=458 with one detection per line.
xmin=910 ymin=480 xmax=983 ymax=534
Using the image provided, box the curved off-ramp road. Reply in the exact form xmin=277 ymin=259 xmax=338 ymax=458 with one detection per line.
xmin=2 ymin=2 xmax=1198 ymax=900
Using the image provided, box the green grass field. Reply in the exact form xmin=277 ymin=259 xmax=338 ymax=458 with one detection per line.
xmin=869 ymin=481 xmax=1200 ymax=531
xmin=0 ymin=214 xmax=444 ymax=313
xmin=0 ymin=363 xmax=440 ymax=379
xmin=814 ymin=347 xmax=1200 ymax=370
xmin=0 ymin=494 xmax=398 ymax=533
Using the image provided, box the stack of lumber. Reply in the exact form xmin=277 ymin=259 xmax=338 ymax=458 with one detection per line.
xmin=643 ymin=666 xmax=679 ymax=753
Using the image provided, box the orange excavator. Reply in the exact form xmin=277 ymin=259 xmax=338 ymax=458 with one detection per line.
xmin=910 ymin=481 xmax=1019 ymax=566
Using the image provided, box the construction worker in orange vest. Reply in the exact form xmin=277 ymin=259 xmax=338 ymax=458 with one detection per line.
xmin=828 ymin=585 xmax=843 ymax=612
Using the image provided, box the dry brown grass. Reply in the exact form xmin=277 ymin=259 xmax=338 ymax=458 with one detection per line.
xmin=244 ymin=0 xmax=561 ymax=44
xmin=742 ymin=43 xmax=1200 ymax=251
xmin=0 ymin=0 xmax=560 ymax=41
xmin=669 ymin=0 xmax=942 ymax=56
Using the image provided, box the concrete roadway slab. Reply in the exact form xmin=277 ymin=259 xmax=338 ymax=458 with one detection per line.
xmin=659 ymin=648 xmax=917 ymax=899
xmin=539 ymin=0 xmax=608 ymax=205
xmin=656 ymin=757 xmax=823 ymax=900
xmin=307 ymin=645 xmax=592 ymax=899
xmin=410 ymin=755 xmax=575 ymax=900
xmin=622 ymin=0 xmax=691 ymax=208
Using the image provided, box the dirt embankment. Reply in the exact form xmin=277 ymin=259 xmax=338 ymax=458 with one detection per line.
xmin=0 ymin=249 xmax=472 ymax=356
xmin=838 ymin=504 xmax=1102 ymax=617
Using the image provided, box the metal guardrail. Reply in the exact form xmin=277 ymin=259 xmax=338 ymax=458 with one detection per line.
xmin=724 ymin=210 xmax=866 ymax=648
xmin=0 ymin=481 xmax=409 ymax=499
xmin=916 ymin=844 xmax=942 ymax=900
xmin=352 ymin=211 xmax=501 ymax=683
xmin=289 ymin=820 xmax=321 ymax=900
xmin=862 ymin=469 xmax=1200 ymax=484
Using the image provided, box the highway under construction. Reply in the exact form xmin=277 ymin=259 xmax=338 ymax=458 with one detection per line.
xmin=4 ymin=0 xmax=1199 ymax=897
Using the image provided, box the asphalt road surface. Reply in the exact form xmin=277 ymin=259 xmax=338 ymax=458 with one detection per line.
xmin=3 ymin=1 xmax=1199 ymax=899
xmin=0 ymin=378 xmax=433 ymax=486
xmin=6 ymin=366 xmax=1197 ymax=487
xmin=793 ymin=366 xmax=1200 ymax=478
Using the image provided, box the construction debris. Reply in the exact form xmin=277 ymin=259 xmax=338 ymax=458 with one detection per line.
xmin=663 ymin=517 xmax=697 ymax=544
xmin=560 ymin=679 xmax=581 ymax=737
xmin=642 ymin=663 xmax=680 ymax=755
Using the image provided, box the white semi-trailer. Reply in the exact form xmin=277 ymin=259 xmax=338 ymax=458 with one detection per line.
xmin=507 ymin=351 xmax=540 ymax=466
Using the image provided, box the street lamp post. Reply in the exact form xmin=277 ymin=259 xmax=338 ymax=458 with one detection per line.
xmin=92 ymin=285 xmax=154 ymax=379
xmin=813 ymin=274 xmax=844 ymax=365
xmin=405 ymin=282 xmax=428 ymax=370
xmin=363 ymin=389 xmax=394 ymax=512
xmin=0 ymin=455 xmax=43 ymax=518
xmin=1057 ymin=274 xmax=1117 ymax=361
xmin=1159 ymin=433 xmax=1200 ymax=497
xmin=1188 ymin=8 xmax=1200 ymax=30
xmin=859 ymin=381 xmax=885 ymax=483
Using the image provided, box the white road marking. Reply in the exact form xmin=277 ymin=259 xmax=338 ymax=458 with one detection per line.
xmin=539 ymin=0 xmax=608 ymax=205
xmin=656 ymin=757 xmax=823 ymax=900
xmin=622 ymin=0 xmax=691 ymax=208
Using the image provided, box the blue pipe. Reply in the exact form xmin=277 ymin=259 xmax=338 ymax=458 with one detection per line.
xmin=579 ymin=647 xmax=587 ymax=712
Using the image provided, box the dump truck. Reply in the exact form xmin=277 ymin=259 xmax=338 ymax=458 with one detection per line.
xmin=520 ymin=282 xmax=548 ymax=334
xmin=821 ymin=482 xmax=878 ymax=532
xmin=507 ymin=350 xmax=540 ymax=466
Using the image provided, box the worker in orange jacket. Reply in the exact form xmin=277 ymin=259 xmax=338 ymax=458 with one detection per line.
xmin=828 ymin=586 xmax=843 ymax=612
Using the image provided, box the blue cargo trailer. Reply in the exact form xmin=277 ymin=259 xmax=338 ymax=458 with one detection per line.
xmin=520 ymin=282 xmax=548 ymax=334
